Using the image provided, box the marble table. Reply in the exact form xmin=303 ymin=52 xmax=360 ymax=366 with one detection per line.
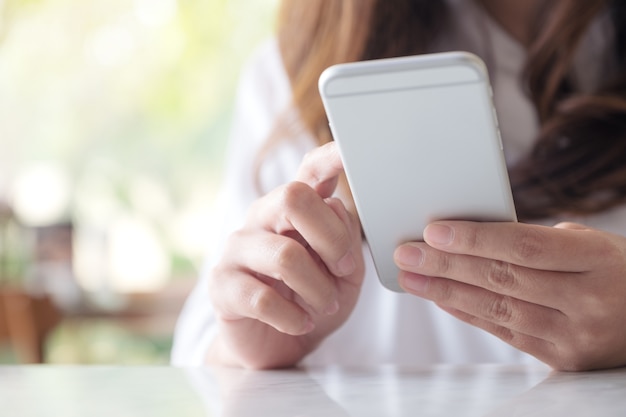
xmin=1 ymin=364 xmax=625 ymax=416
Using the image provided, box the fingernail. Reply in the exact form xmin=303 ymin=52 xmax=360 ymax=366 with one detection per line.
xmin=395 ymin=245 xmax=424 ymax=267
xmin=336 ymin=251 xmax=356 ymax=276
xmin=424 ymin=224 xmax=454 ymax=246
xmin=402 ymin=274 xmax=430 ymax=293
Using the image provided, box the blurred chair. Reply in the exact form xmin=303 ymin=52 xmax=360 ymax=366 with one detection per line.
xmin=0 ymin=201 xmax=63 ymax=363
xmin=0 ymin=290 xmax=61 ymax=363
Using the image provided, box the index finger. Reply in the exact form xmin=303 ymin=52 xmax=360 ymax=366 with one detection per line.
xmin=422 ymin=221 xmax=612 ymax=272
xmin=296 ymin=142 xmax=344 ymax=199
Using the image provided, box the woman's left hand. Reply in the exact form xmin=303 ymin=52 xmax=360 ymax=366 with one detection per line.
xmin=394 ymin=220 xmax=626 ymax=371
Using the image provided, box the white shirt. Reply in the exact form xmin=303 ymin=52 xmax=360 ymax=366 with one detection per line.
xmin=171 ymin=1 xmax=624 ymax=367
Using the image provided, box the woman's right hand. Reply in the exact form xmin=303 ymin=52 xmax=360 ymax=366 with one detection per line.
xmin=206 ymin=142 xmax=365 ymax=369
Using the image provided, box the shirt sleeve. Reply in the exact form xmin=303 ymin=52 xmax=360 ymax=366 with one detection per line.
xmin=170 ymin=39 xmax=316 ymax=366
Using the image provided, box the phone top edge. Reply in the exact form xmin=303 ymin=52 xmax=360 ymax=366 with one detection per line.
xmin=319 ymin=51 xmax=489 ymax=98
xmin=322 ymin=51 xmax=486 ymax=75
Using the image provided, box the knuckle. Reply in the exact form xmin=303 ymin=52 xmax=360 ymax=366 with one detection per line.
xmin=485 ymin=261 xmax=517 ymax=292
xmin=485 ymin=296 xmax=514 ymax=323
xmin=249 ymin=286 xmax=276 ymax=319
xmin=227 ymin=229 xmax=248 ymax=246
xmin=435 ymin=279 xmax=456 ymax=303
xmin=321 ymin=201 xmax=353 ymax=252
xmin=208 ymin=253 xmax=239 ymax=297
xmin=279 ymin=181 xmax=314 ymax=212
xmin=328 ymin=225 xmax=352 ymax=253
xmin=511 ymin=229 xmax=544 ymax=263
xmin=319 ymin=284 xmax=338 ymax=309
xmin=491 ymin=325 xmax=516 ymax=344
xmin=272 ymin=239 xmax=303 ymax=278
xmin=434 ymin=252 xmax=453 ymax=274
xmin=301 ymin=148 xmax=317 ymax=166
xmin=460 ymin=226 xmax=481 ymax=251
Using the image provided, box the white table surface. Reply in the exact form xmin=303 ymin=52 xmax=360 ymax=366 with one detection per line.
xmin=1 ymin=364 xmax=625 ymax=416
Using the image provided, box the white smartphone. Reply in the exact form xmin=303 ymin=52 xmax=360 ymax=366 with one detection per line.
xmin=319 ymin=51 xmax=517 ymax=292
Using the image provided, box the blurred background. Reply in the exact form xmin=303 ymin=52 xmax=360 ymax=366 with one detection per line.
xmin=0 ymin=0 xmax=278 ymax=364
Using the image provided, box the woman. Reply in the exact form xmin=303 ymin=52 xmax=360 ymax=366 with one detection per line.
xmin=171 ymin=0 xmax=626 ymax=371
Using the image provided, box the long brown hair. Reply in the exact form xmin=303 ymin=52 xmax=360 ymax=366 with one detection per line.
xmin=268 ymin=0 xmax=626 ymax=221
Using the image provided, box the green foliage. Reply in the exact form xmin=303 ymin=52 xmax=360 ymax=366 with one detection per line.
xmin=0 ymin=0 xmax=278 ymax=278
xmin=0 ymin=0 xmax=278 ymax=363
